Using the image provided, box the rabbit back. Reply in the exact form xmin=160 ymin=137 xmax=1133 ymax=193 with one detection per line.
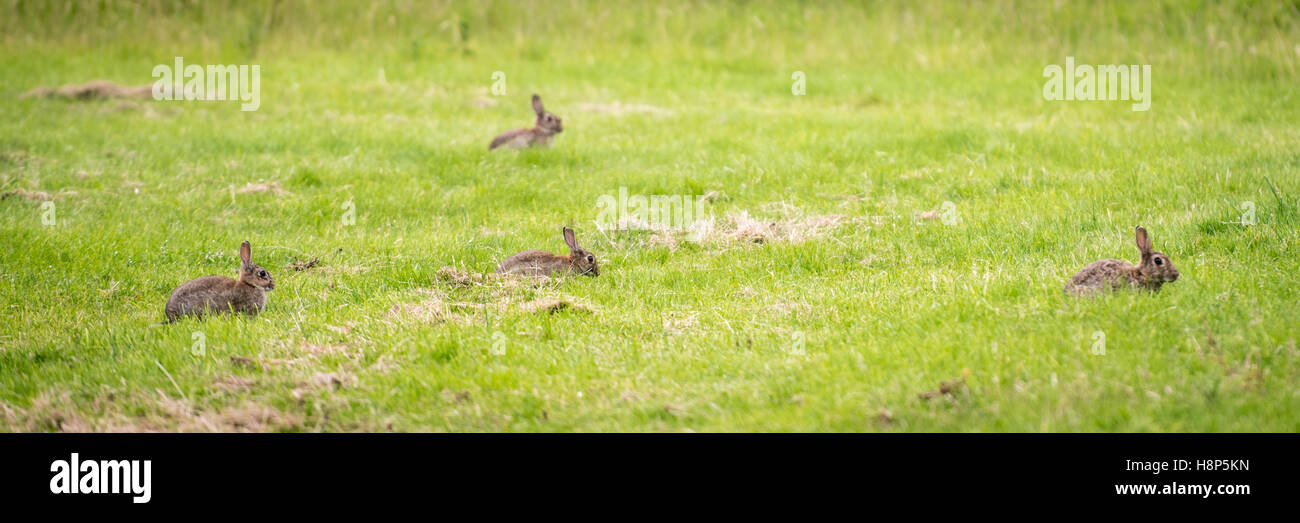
xmin=496 ymin=250 xmax=571 ymax=276
xmin=490 ymin=128 xmax=546 ymax=150
xmin=1064 ymin=259 xmax=1133 ymax=295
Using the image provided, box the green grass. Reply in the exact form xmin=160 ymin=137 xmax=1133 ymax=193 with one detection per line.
xmin=1 ymin=0 xmax=1298 ymax=432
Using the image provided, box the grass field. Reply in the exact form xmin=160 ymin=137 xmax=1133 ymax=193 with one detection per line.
xmin=1 ymin=0 xmax=1298 ymax=432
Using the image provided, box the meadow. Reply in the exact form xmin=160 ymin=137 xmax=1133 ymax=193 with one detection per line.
xmin=1 ymin=0 xmax=1298 ymax=432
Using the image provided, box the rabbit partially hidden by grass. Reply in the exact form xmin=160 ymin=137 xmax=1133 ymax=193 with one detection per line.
xmin=489 ymin=94 xmax=563 ymax=150
xmin=497 ymin=226 xmax=599 ymax=277
xmin=1065 ymin=226 xmax=1178 ymax=296
xmin=164 ymin=241 xmax=275 ymax=321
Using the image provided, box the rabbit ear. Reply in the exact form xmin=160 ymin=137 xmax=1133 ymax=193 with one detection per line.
xmin=532 ymin=94 xmax=544 ymax=116
xmin=1135 ymin=226 xmax=1152 ymax=255
xmin=563 ymin=226 xmax=579 ymax=253
xmin=240 ymin=241 xmax=252 ymax=265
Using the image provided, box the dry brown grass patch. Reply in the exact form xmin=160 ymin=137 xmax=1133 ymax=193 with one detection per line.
xmin=163 ymin=401 xmax=304 ymax=432
xmin=299 ymin=340 xmax=352 ymax=355
xmin=212 ymin=375 xmax=257 ymax=393
xmin=638 ymin=208 xmax=847 ymax=249
xmin=21 ymin=80 xmax=154 ymax=100
xmin=388 ymin=295 xmax=450 ymax=324
xmin=390 ymin=289 xmax=594 ymax=325
xmin=0 ymin=391 xmax=93 ymax=432
xmin=315 ymin=265 xmax=368 ymax=275
xmin=578 ymin=101 xmax=672 ymax=116
xmin=228 ymin=355 xmax=308 ymax=371
xmin=236 ymin=181 xmax=291 ymax=196
xmin=436 ymin=266 xmax=486 ymax=286
xmin=1 ymin=188 xmax=53 ymax=201
xmin=1 ymin=390 xmax=305 ymax=433
xmin=718 ymin=211 xmax=846 ymax=245
xmin=663 ymin=313 xmax=698 ymax=335
xmin=293 ymin=372 xmax=357 ymax=400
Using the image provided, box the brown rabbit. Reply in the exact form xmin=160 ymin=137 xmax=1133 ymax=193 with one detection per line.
xmin=489 ymin=94 xmax=563 ymax=150
xmin=497 ymin=226 xmax=599 ymax=277
xmin=1065 ymin=226 xmax=1179 ymax=296
xmin=164 ymin=241 xmax=275 ymax=321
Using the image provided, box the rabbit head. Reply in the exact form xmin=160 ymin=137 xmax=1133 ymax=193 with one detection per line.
xmin=1134 ymin=226 xmax=1178 ymax=284
xmin=533 ymin=94 xmax=563 ymax=134
xmin=563 ymin=227 xmax=598 ymax=276
xmin=238 ymin=241 xmax=275 ymax=290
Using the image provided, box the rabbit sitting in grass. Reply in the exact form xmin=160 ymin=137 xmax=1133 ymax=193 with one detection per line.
xmin=164 ymin=241 xmax=274 ymax=321
xmin=497 ymin=226 xmax=599 ymax=277
xmin=489 ymin=94 xmax=564 ymax=150
xmin=1065 ymin=226 xmax=1178 ymax=296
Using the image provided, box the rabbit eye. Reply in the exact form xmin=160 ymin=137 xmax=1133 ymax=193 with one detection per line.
xmin=259 ymin=270 xmax=268 ymax=277
xmin=1154 ymin=257 xmax=1163 ymax=266
xmin=586 ymin=255 xmax=594 ymax=263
